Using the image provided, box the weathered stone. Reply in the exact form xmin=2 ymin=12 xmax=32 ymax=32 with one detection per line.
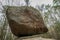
xmin=4 ymin=6 xmax=48 ymax=37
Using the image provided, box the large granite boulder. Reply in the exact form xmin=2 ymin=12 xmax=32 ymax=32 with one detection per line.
xmin=3 ymin=6 xmax=48 ymax=37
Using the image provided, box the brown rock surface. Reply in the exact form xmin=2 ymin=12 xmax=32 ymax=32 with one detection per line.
xmin=5 ymin=6 xmax=48 ymax=37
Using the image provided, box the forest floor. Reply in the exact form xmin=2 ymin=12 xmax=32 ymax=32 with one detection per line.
xmin=17 ymin=37 xmax=55 ymax=40
xmin=22 ymin=38 xmax=55 ymax=40
xmin=16 ymin=36 xmax=55 ymax=40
